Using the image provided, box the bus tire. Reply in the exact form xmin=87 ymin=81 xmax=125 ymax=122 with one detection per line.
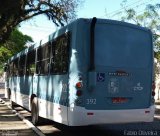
xmin=31 ymin=97 xmax=39 ymax=125
xmin=7 ymin=88 xmax=11 ymax=99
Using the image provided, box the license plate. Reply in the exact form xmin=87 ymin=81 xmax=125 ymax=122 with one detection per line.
xmin=112 ymin=97 xmax=128 ymax=103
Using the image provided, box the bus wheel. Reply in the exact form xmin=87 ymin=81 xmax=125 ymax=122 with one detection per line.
xmin=31 ymin=97 xmax=39 ymax=125
xmin=7 ymin=88 xmax=11 ymax=99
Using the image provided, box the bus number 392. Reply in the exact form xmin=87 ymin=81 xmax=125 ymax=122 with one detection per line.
xmin=86 ymin=99 xmax=96 ymax=104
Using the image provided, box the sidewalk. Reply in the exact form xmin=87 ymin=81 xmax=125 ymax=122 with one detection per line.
xmin=0 ymin=89 xmax=5 ymax=97
xmin=0 ymin=89 xmax=45 ymax=136
xmin=0 ymin=99 xmax=39 ymax=136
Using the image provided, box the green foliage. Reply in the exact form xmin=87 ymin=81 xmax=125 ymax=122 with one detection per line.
xmin=0 ymin=46 xmax=12 ymax=62
xmin=5 ymin=29 xmax=33 ymax=54
xmin=120 ymin=1 xmax=160 ymax=61
xmin=0 ymin=28 xmax=33 ymax=71
xmin=0 ymin=46 xmax=12 ymax=75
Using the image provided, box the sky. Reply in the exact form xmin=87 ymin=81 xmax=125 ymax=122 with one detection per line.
xmin=18 ymin=0 xmax=159 ymax=43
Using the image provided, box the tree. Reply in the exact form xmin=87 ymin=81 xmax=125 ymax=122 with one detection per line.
xmin=113 ymin=0 xmax=160 ymax=77
xmin=0 ymin=28 xmax=33 ymax=71
xmin=0 ymin=0 xmax=81 ymax=43
xmin=119 ymin=1 xmax=160 ymax=60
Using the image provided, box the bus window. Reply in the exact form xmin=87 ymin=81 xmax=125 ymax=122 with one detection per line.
xmin=18 ymin=55 xmax=26 ymax=76
xmin=26 ymin=50 xmax=36 ymax=75
xmin=36 ymin=42 xmax=51 ymax=75
xmin=13 ymin=59 xmax=18 ymax=76
xmin=9 ymin=62 xmax=13 ymax=76
xmin=51 ymin=33 xmax=70 ymax=74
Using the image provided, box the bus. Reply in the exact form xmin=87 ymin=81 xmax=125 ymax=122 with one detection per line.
xmin=4 ymin=18 xmax=155 ymax=126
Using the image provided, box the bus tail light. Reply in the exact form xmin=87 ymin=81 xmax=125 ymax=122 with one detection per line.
xmin=152 ymin=82 xmax=155 ymax=96
xmin=76 ymin=90 xmax=82 ymax=96
xmin=76 ymin=82 xmax=83 ymax=89
xmin=75 ymin=81 xmax=83 ymax=96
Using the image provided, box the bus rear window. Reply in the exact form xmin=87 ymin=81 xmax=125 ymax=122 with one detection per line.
xmin=95 ymin=24 xmax=152 ymax=68
xmin=26 ymin=50 xmax=36 ymax=75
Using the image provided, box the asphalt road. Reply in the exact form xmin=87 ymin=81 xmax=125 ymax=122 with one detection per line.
xmin=14 ymin=104 xmax=160 ymax=136
xmin=35 ymin=116 xmax=160 ymax=136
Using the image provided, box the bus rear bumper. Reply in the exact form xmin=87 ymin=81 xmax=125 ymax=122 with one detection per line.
xmin=68 ymin=105 xmax=155 ymax=126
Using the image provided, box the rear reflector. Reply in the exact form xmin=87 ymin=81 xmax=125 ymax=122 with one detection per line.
xmin=145 ymin=111 xmax=150 ymax=114
xmin=87 ymin=112 xmax=94 ymax=115
xmin=152 ymin=82 xmax=156 ymax=96
xmin=112 ymin=97 xmax=128 ymax=104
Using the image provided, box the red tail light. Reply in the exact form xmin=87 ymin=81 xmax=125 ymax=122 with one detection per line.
xmin=75 ymin=82 xmax=83 ymax=96
xmin=152 ymin=82 xmax=156 ymax=96
xmin=76 ymin=90 xmax=82 ymax=96
xmin=152 ymin=82 xmax=156 ymax=91
xmin=76 ymin=82 xmax=83 ymax=89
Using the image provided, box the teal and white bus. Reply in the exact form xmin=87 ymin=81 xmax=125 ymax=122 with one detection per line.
xmin=4 ymin=18 xmax=155 ymax=126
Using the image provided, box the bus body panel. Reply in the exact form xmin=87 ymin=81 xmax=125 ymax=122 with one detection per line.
xmin=9 ymin=76 xmax=32 ymax=110
xmin=67 ymin=105 xmax=155 ymax=126
xmin=35 ymin=75 xmax=69 ymax=117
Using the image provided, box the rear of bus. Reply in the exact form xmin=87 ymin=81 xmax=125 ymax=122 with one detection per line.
xmin=86 ymin=18 xmax=155 ymax=125
xmin=68 ymin=18 xmax=155 ymax=126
